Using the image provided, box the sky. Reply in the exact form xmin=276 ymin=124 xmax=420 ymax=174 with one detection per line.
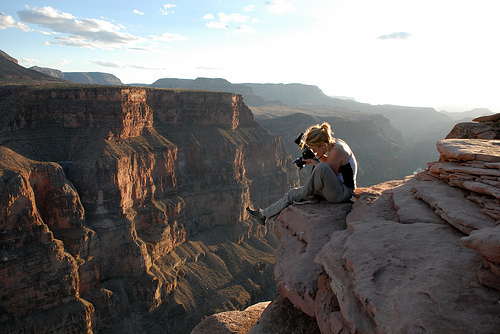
xmin=1 ymin=0 xmax=499 ymax=113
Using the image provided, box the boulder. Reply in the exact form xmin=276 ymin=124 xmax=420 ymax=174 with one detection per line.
xmin=190 ymin=301 xmax=271 ymax=334
xmin=445 ymin=112 xmax=500 ymax=139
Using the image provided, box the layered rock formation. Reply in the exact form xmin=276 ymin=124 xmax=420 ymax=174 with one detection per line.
xmin=446 ymin=113 xmax=500 ymax=140
xmin=196 ymin=116 xmax=500 ymax=333
xmin=0 ymin=85 xmax=298 ymax=333
xmin=191 ymin=301 xmax=271 ymax=334
xmin=0 ymin=147 xmax=95 ymax=333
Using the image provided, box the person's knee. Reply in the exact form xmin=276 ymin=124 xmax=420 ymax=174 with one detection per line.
xmin=315 ymin=162 xmax=330 ymax=173
xmin=325 ymin=186 xmax=352 ymax=203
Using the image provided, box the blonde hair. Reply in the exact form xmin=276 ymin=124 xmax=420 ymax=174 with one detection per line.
xmin=302 ymin=122 xmax=334 ymax=148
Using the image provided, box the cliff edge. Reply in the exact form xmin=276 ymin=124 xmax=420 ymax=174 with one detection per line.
xmin=257 ymin=118 xmax=500 ymax=333
xmin=193 ymin=116 xmax=500 ymax=333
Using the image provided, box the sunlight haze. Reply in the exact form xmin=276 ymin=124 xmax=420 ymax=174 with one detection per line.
xmin=1 ymin=0 xmax=499 ymax=113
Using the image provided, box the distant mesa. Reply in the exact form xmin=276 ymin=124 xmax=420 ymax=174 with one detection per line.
xmin=150 ymin=77 xmax=277 ymax=107
xmin=441 ymin=108 xmax=496 ymax=121
xmin=30 ymin=66 xmax=124 ymax=86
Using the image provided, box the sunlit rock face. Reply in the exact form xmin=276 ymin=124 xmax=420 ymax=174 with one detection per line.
xmin=243 ymin=115 xmax=500 ymax=334
xmin=446 ymin=113 xmax=500 ymax=140
xmin=0 ymin=86 xmax=298 ymax=333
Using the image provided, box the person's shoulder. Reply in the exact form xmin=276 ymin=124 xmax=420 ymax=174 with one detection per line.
xmin=333 ymin=139 xmax=352 ymax=156
xmin=333 ymin=138 xmax=348 ymax=149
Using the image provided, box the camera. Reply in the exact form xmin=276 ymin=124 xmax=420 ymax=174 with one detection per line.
xmin=293 ymin=133 xmax=318 ymax=169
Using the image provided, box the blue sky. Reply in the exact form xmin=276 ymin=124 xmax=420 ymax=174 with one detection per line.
xmin=1 ymin=0 xmax=499 ymax=113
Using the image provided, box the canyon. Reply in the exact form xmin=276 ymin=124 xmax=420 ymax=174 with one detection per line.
xmin=0 ymin=85 xmax=298 ymax=333
xmin=2 ymin=50 xmax=499 ymax=333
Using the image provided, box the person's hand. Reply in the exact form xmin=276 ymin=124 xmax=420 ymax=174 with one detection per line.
xmin=303 ymin=158 xmax=318 ymax=166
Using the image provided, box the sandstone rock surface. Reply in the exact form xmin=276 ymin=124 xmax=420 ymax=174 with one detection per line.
xmin=190 ymin=301 xmax=270 ymax=334
xmin=446 ymin=112 xmax=500 ymax=139
xmin=244 ymin=136 xmax=500 ymax=333
xmin=437 ymin=139 xmax=500 ymax=162
xmin=248 ymin=295 xmax=321 ymax=334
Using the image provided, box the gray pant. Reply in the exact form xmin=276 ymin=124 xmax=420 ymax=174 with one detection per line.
xmin=261 ymin=163 xmax=353 ymax=218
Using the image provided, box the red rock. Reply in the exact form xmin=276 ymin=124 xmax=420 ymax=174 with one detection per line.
xmin=191 ymin=301 xmax=270 ymax=334
xmin=446 ymin=113 xmax=500 ymax=139
xmin=248 ymin=295 xmax=321 ymax=334
xmin=473 ymin=113 xmax=500 ymax=123
xmin=412 ymin=178 xmax=496 ymax=234
xmin=273 ymin=202 xmax=352 ymax=317
xmin=0 ymin=147 xmax=95 ymax=329
xmin=437 ymin=139 xmax=500 ymax=162
xmin=430 ymin=161 xmax=500 ymax=177
xmin=462 ymin=226 xmax=500 ymax=263
xmin=263 ymin=166 xmax=500 ymax=333
xmin=462 ymin=180 xmax=500 ymax=199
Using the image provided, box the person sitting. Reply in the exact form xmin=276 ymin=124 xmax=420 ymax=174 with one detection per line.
xmin=246 ymin=122 xmax=357 ymax=225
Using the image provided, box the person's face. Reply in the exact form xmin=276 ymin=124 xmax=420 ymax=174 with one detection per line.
xmin=309 ymin=143 xmax=327 ymax=157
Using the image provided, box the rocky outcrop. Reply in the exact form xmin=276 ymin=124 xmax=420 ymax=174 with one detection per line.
xmin=190 ymin=301 xmax=271 ymax=334
xmin=0 ymin=86 xmax=298 ymax=333
xmin=446 ymin=113 xmax=500 ymax=139
xmin=240 ymin=121 xmax=500 ymax=333
xmin=426 ymin=138 xmax=500 ymax=292
xmin=0 ymin=147 xmax=95 ymax=333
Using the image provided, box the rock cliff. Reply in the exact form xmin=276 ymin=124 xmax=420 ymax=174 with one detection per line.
xmin=193 ymin=116 xmax=500 ymax=333
xmin=0 ymin=85 xmax=298 ymax=333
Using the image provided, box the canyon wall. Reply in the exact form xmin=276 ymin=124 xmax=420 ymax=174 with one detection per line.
xmin=0 ymin=86 xmax=298 ymax=333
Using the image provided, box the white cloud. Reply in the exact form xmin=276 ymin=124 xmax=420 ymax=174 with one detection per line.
xmin=160 ymin=4 xmax=177 ymax=15
xmin=17 ymin=6 xmax=143 ymax=50
xmin=133 ymin=9 xmax=144 ymax=15
xmin=0 ymin=12 xmax=15 ymax=29
xmin=58 ymin=59 xmax=71 ymax=65
xmin=219 ymin=13 xmax=249 ymax=23
xmin=16 ymin=22 xmax=33 ymax=32
xmin=92 ymin=60 xmax=165 ymax=70
xmin=378 ymin=32 xmax=411 ymax=40
xmin=21 ymin=57 xmax=41 ymax=64
xmin=267 ymin=0 xmax=295 ymax=15
xmin=92 ymin=60 xmax=122 ymax=68
xmin=203 ymin=13 xmax=215 ymax=20
xmin=206 ymin=21 xmax=227 ymax=29
xmin=244 ymin=5 xmax=255 ymax=12
xmin=148 ymin=32 xmax=188 ymax=42
xmin=206 ymin=12 xmax=252 ymax=30
xmin=234 ymin=25 xmax=256 ymax=35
